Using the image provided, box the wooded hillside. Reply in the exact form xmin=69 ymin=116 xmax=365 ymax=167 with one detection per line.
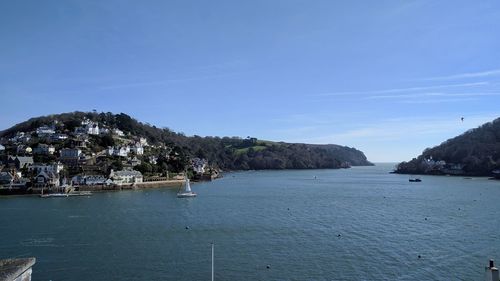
xmin=395 ymin=117 xmax=500 ymax=176
xmin=0 ymin=111 xmax=373 ymax=170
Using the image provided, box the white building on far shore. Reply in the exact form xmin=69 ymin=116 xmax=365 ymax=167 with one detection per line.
xmin=112 ymin=129 xmax=125 ymax=136
xmin=107 ymin=146 xmax=130 ymax=157
xmin=36 ymin=126 xmax=55 ymax=136
xmin=109 ymin=169 xmax=143 ymax=185
xmin=130 ymin=143 xmax=144 ymax=155
xmin=29 ymin=162 xmax=64 ymax=174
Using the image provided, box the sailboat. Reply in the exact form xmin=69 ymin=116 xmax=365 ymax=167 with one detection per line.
xmin=177 ymin=178 xmax=197 ymax=198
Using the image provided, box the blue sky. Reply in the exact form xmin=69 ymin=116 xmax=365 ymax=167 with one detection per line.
xmin=1 ymin=0 xmax=499 ymax=162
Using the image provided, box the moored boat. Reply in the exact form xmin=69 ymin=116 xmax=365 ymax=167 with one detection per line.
xmin=39 ymin=191 xmax=92 ymax=198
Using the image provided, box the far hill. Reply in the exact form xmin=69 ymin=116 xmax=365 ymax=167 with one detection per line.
xmin=395 ymin=117 xmax=500 ymax=176
xmin=0 ymin=111 xmax=372 ymax=171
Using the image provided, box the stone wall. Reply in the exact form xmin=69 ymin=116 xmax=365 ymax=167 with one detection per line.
xmin=0 ymin=257 xmax=36 ymax=281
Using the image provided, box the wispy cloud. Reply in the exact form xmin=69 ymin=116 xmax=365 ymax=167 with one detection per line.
xmin=194 ymin=59 xmax=247 ymax=71
xmin=365 ymin=92 xmax=500 ymax=100
xmin=266 ymin=112 xmax=500 ymax=161
xmin=99 ymin=80 xmax=174 ymax=90
xmin=399 ymin=97 xmax=479 ymax=104
xmin=294 ymin=114 xmax=499 ymax=144
xmin=98 ymin=72 xmax=238 ymax=90
xmin=422 ymin=69 xmax=500 ymax=81
xmin=318 ymin=81 xmax=488 ymax=96
xmin=270 ymin=113 xmax=346 ymax=126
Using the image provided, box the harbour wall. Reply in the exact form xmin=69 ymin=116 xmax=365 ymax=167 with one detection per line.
xmin=77 ymin=179 xmax=184 ymax=191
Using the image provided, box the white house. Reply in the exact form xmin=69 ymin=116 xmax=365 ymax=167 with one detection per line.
xmin=0 ymin=144 xmax=5 ymax=151
xmin=50 ymin=133 xmax=68 ymax=141
xmin=191 ymin=158 xmax=208 ymax=174
xmin=8 ymin=156 xmax=34 ymax=170
xmin=36 ymin=126 xmax=55 ymax=136
xmin=74 ymin=120 xmax=99 ymax=136
xmin=130 ymin=143 xmax=144 ymax=155
xmin=112 ymin=129 xmax=124 ymax=137
xmin=29 ymin=162 xmax=64 ymax=174
xmin=72 ymin=175 xmax=107 ymax=186
xmin=35 ymin=170 xmax=60 ymax=187
xmin=60 ymin=148 xmax=82 ymax=167
xmin=84 ymin=175 xmax=107 ymax=185
xmin=86 ymin=123 xmax=99 ymax=135
xmin=107 ymin=146 xmax=130 ymax=157
xmin=138 ymin=137 xmax=148 ymax=146
xmin=109 ymin=169 xmax=143 ymax=185
xmin=18 ymin=134 xmax=32 ymax=143
xmin=33 ymin=144 xmax=55 ymax=155
xmin=60 ymin=148 xmax=82 ymax=159
xmin=9 ymin=132 xmax=32 ymax=143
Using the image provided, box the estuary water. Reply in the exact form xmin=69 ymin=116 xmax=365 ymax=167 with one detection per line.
xmin=1 ymin=163 xmax=500 ymax=280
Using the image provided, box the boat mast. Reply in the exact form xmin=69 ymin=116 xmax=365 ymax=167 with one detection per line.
xmin=211 ymin=242 xmax=214 ymax=281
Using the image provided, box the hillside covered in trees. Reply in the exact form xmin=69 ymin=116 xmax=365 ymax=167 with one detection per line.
xmin=395 ymin=117 xmax=500 ymax=176
xmin=0 ymin=111 xmax=372 ymax=171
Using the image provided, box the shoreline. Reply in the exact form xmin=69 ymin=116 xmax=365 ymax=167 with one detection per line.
xmin=391 ymin=171 xmax=500 ymax=180
xmin=0 ymin=179 xmax=187 ymax=196
xmin=78 ymin=179 xmax=185 ymax=191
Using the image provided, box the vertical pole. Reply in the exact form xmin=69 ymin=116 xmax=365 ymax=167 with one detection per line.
xmin=211 ymin=242 xmax=214 ymax=281
xmin=492 ymin=268 xmax=499 ymax=281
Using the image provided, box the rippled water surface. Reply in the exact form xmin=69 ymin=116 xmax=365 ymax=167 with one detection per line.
xmin=1 ymin=164 xmax=500 ymax=280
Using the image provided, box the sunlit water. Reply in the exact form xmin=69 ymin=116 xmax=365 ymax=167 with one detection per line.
xmin=1 ymin=164 xmax=500 ymax=280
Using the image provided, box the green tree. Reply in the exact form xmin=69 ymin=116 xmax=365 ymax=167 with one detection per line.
xmin=135 ymin=163 xmax=153 ymax=175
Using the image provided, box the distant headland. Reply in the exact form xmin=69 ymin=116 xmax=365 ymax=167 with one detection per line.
xmin=394 ymin=117 xmax=500 ymax=178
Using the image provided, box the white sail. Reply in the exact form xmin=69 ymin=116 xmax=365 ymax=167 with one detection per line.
xmin=177 ymin=177 xmax=196 ymax=197
xmin=185 ymin=178 xmax=191 ymax=192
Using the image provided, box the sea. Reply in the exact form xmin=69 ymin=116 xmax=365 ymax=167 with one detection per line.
xmin=1 ymin=163 xmax=499 ymax=280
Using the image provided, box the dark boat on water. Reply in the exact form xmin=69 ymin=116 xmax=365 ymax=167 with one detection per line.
xmin=409 ymin=177 xmax=422 ymax=182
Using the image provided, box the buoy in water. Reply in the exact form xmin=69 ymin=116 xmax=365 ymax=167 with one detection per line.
xmin=266 ymin=265 xmax=271 ymax=269
xmin=185 ymin=226 xmax=190 ymax=230
xmin=418 ymin=255 xmax=421 ymax=259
